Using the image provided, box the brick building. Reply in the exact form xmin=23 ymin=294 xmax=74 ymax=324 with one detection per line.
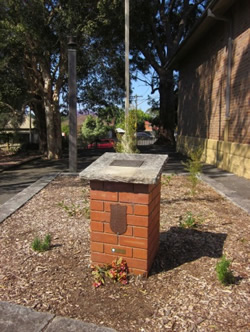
xmin=169 ymin=0 xmax=250 ymax=178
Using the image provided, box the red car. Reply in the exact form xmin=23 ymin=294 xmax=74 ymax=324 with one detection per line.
xmin=87 ymin=139 xmax=115 ymax=149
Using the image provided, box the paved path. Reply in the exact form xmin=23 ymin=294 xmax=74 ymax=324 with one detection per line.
xmin=0 ymin=149 xmax=105 ymax=205
xmin=0 ymin=301 xmax=116 ymax=332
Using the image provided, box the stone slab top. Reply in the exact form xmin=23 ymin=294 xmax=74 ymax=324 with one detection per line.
xmin=79 ymin=152 xmax=168 ymax=184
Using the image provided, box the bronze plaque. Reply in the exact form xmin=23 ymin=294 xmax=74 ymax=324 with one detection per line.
xmin=111 ymin=248 xmax=126 ymax=254
xmin=110 ymin=159 xmax=144 ymax=168
xmin=110 ymin=204 xmax=127 ymax=235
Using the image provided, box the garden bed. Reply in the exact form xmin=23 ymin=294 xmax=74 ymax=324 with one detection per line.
xmin=0 ymin=175 xmax=249 ymax=331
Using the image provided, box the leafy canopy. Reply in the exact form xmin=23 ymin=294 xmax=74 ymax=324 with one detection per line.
xmin=81 ymin=115 xmax=108 ymax=143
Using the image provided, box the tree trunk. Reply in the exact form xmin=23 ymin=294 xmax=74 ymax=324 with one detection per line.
xmin=159 ymin=69 xmax=176 ymax=143
xmin=44 ymin=99 xmax=62 ymax=159
xmin=32 ymin=102 xmax=47 ymax=154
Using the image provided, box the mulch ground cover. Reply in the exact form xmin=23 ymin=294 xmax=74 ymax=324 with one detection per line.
xmin=0 ymin=174 xmax=249 ymax=331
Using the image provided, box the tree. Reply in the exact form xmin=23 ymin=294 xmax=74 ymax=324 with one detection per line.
xmin=1 ymin=0 xmax=70 ymax=158
xmin=96 ymin=0 xmax=209 ymax=141
xmin=81 ymin=115 xmax=108 ymax=144
xmin=1 ymin=0 xmax=126 ymax=158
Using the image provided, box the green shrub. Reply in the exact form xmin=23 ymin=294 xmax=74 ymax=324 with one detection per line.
xmin=115 ymin=110 xmax=139 ymax=154
xmin=182 ymin=147 xmax=203 ymax=195
xmin=216 ymin=255 xmax=235 ymax=285
xmin=31 ymin=234 xmax=51 ymax=252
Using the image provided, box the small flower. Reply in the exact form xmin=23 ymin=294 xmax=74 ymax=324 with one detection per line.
xmin=93 ymin=281 xmax=102 ymax=288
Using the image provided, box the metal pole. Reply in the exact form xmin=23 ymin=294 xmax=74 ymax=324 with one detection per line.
xmin=125 ymin=0 xmax=129 ymax=130
xmin=68 ymin=36 xmax=77 ymax=172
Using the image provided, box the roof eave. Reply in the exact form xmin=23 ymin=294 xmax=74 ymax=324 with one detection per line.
xmin=167 ymin=0 xmax=237 ymax=70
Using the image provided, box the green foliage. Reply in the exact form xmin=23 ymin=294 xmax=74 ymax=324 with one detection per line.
xmin=179 ymin=212 xmax=200 ymax=228
xmin=92 ymin=257 xmax=129 ymax=288
xmin=162 ymin=174 xmax=175 ymax=186
xmin=31 ymin=234 xmax=51 ymax=252
xmin=81 ymin=115 xmax=108 ymax=144
xmin=58 ymin=201 xmax=79 ymax=217
xmin=115 ymin=109 xmax=153 ymax=132
xmin=98 ymin=106 xmax=125 ymax=127
xmin=115 ymin=110 xmax=139 ymax=154
xmin=216 ymin=256 xmax=235 ymax=286
xmin=58 ymin=192 xmax=90 ymax=219
xmin=182 ymin=147 xmax=203 ymax=195
xmin=95 ymin=0 xmax=208 ymax=130
xmin=61 ymin=123 xmax=69 ymax=136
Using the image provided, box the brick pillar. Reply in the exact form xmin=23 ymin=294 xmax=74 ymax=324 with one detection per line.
xmin=90 ymin=179 xmax=161 ymax=276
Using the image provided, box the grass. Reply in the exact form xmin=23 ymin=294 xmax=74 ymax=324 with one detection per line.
xmin=216 ymin=255 xmax=235 ymax=286
xmin=31 ymin=234 xmax=51 ymax=252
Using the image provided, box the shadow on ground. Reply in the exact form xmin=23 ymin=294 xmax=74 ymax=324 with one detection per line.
xmin=150 ymin=227 xmax=227 ymax=274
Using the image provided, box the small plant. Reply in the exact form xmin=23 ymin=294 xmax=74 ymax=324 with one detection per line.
xmin=162 ymin=174 xmax=174 ymax=186
xmin=179 ymin=211 xmax=203 ymax=228
xmin=31 ymin=234 xmax=51 ymax=252
xmin=182 ymin=147 xmax=203 ymax=195
xmin=92 ymin=257 xmax=129 ymax=288
xmin=216 ymin=255 xmax=235 ymax=286
xmin=58 ymin=201 xmax=79 ymax=217
xmin=83 ymin=199 xmax=90 ymax=219
xmin=114 ymin=110 xmax=139 ymax=154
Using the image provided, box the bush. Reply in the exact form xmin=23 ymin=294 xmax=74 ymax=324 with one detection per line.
xmin=182 ymin=147 xmax=203 ymax=195
xmin=31 ymin=234 xmax=51 ymax=252
xmin=115 ymin=110 xmax=139 ymax=154
xmin=216 ymin=255 xmax=235 ymax=285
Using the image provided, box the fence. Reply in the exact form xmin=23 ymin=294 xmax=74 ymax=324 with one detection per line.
xmin=136 ymin=138 xmax=157 ymax=146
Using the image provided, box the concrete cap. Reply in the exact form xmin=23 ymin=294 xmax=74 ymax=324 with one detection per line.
xmin=79 ymin=152 xmax=168 ymax=184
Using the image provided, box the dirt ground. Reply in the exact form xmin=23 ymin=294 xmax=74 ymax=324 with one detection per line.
xmin=0 ymin=175 xmax=249 ymax=332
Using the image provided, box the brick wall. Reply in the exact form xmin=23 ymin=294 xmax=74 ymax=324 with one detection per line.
xmin=178 ymin=0 xmax=250 ymax=145
xmin=89 ymin=180 xmax=161 ymax=276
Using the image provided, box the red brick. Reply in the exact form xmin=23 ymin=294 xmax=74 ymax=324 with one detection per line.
xmin=149 ymin=183 xmax=161 ymax=201
xmin=91 ymin=232 xmax=118 ymax=244
xmin=105 ymin=202 xmax=133 ymax=214
xmin=133 ymin=184 xmax=154 ymax=193
xmin=125 ymin=257 xmax=148 ymax=270
xmin=90 ymin=190 xmax=118 ymax=202
xmin=104 ymin=223 xmax=133 ymax=236
xmin=90 ymin=200 xmax=104 ymax=211
xmin=90 ymin=221 xmax=104 ymax=232
xmin=134 ymin=204 xmax=149 ymax=216
xmin=133 ymin=248 xmax=148 ymax=260
xmin=90 ymin=181 xmax=104 ymax=190
xmin=91 ymin=211 xmax=110 ymax=222
xmin=104 ymin=182 xmax=133 ymax=192
xmin=119 ymin=192 xmax=150 ymax=204
xmin=104 ymin=244 xmax=133 ymax=258
xmin=91 ymin=252 xmax=115 ymax=265
xmin=148 ymin=227 xmax=159 ymax=251
xmin=119 ymin=236 xmax=148 ymax=249
xmin=133 ymin=226 xmax=148 ymax=238
xmin=129 ymin=268 xmax=147 ymax=276
xmin=127 ymin=215 xmax=149 ymax=227
xmin=91 ymin=242 xmax=104 ymax=253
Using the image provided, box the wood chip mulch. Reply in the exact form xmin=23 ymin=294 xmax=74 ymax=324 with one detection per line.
xmin=0 ymin=175 xmax=249 ymax=332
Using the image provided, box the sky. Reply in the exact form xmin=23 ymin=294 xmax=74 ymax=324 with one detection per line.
xmin=131 ymin=75 xmax=159 ymax=112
